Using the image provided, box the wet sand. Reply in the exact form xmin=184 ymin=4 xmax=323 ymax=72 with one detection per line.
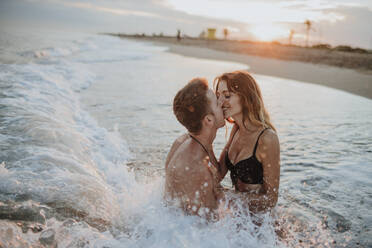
xmin=166 ymin=44 xmax=372 ymax=99
xmin=116 ymin=35 xmax=372 ymax=99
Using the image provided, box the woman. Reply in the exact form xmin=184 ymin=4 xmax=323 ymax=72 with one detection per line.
xmin=215 ymin=71 xmax=280 ymax=213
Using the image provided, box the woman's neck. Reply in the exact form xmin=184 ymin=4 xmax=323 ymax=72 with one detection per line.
xmin=232 ymin=114 xmax=259 ymax=133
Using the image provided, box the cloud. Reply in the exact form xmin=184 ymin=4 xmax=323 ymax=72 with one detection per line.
xmin=317 ymin=6 xmax=372 ymax=48
xmin=274 ymin=5 xmax=372 ymax=48
xmin=60 ymin=2 xmax=160 ymax=18
xmin=0 ymin=0 xmax=254 ymax=38
xmin=0 ymin=0 xmax=370 ymax=48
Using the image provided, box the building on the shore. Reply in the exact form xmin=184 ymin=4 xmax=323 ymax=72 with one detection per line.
xmin=207 ymin=28 xmax=216 ymax=39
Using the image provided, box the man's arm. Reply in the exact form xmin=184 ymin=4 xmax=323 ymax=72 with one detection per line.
xmin=174 ymin=159 xmax=221 ymax=220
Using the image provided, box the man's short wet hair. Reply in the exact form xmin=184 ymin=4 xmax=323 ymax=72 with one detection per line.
xmin=173 ymin=78 xmax=211 ymax=134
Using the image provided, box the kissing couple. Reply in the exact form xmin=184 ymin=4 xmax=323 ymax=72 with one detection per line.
xmin=164 ymin=70 xmax=280 ymax=220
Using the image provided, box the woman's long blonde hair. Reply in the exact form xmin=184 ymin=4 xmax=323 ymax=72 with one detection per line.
xmin=214 ymin=70 xmax=276 ymax=131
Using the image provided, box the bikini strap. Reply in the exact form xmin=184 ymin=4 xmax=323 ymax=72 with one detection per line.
xmin=253 ymin=128 xmax=269 ymax=156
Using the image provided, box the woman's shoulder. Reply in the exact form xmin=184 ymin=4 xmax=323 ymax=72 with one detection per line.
xmin=259 ymin=128 xmax=279 ymax=148
xmin=256 ymin=128 xmax=280 ymax=162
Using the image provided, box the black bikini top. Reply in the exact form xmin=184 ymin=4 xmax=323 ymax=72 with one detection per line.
xmin=225 ymin=128 xmax=269 ymax=185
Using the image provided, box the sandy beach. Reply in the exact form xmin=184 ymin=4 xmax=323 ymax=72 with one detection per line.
xmin=116 ymin=35 xmax=372 ymax=100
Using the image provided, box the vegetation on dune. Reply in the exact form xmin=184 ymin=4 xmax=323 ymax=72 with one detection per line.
xmin=108 ymin=32 xmax=372 ymax=71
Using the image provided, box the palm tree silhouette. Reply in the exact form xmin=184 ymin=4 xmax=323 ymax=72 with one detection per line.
xmin=304 ymin=20 xmax=315 ymax=47
xmin=288 ymin=29 xmax=295 ymax=45
xmin=223 ymin=28 xmax=229 ymax=40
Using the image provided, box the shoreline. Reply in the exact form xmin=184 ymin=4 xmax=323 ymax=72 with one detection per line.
xmin=115 ymin=35 xmax=372 ymax=100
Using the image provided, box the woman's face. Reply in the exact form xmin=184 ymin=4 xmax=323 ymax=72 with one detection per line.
xmin=216 ymin=81 xmax=242 ymax=119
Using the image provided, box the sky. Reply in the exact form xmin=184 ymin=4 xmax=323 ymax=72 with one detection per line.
xmin=1 ymin=0 xmax=372 ymax=49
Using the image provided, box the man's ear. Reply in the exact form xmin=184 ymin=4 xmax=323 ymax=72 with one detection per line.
xmin=204 ymin=114 xmax=214 ymax=126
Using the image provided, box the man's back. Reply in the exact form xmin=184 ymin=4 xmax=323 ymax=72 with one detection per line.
xmin=165 ymin=77 xmax=225 ymax=219
xmin=164 ymin=134 xmax=219 ymax=218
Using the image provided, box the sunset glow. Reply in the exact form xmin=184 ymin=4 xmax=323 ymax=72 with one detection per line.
xmin=167 ymin=0 xmax=347 ymax=42
xmin=167 ymin=0 xmax=346 ymax=24
xmin=250 ymin=24 xmax=289 ymax=42
xmin=0 ymin=0 xmax=370 ymax=48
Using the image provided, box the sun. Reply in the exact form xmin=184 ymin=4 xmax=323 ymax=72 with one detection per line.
xmin=249 ymin=24 xmax=289 ymax=42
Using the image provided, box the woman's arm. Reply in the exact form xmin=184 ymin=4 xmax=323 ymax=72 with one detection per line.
xmin=217 ymin=124 xmax=239 ymax=180
xmin=242 ymin=130 xmax=280 ymax=213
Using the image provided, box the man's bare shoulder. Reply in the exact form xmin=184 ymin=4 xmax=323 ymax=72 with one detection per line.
xmin=169 ymin=134 xmax=189 ymax=155
xmin=165 ymin=134 xmax=189 ymax=168
xmin=176 ymin=133 xmax=189 ymax=143
xmin=170 ymin=150 xmax=211 ymax=181
xmin=167 ymin=134 xmax=214 ymax=180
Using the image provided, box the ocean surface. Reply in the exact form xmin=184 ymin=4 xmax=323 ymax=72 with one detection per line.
xmin=0 ymin=28 xmax=371 ymax=247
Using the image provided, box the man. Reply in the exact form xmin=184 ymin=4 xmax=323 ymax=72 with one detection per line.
xmin=164 ymin=78 xmax=225 ymax=220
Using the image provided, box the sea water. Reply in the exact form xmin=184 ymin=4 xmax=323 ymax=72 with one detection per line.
xmin=0 ymin=28 xmax=371 ymax=247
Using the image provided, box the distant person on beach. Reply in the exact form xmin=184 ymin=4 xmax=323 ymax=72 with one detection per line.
xmin=164 ymin=78 xmax=226 ymax=219
xmin=215 ymin=71 xmax=280 ymax=213
xmin=177 ymin=29 xmax=181 ymax=41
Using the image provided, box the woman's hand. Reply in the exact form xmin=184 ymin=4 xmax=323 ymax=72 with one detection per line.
xmin=218 ymin=123 xmax=239 ymax=180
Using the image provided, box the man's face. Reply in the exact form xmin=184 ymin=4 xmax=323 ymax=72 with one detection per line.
xmin=206 ymin=89 xmax=225 ymax=128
